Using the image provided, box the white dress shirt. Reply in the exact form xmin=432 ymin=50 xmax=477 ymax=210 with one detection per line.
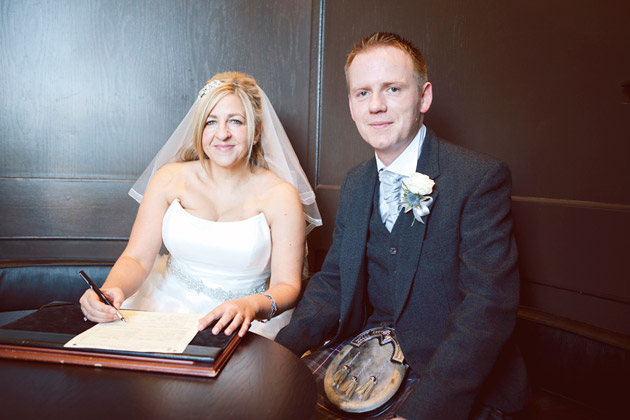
xmin=375 ymin=125 xmax=426 ymax=224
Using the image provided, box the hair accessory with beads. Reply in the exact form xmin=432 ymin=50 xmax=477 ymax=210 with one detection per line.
xmin=197 ymin=79 xmax=222 ymax=99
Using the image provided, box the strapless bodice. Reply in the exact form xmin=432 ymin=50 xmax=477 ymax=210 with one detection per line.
xmin=163 ymin=199 xmax=271 ymax=292
xmin=122 ymin=199 xmax=290 ymax=340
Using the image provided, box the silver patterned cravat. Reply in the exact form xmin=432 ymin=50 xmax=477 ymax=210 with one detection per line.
xmin=379 ymin=169 xmax=404 ymax=231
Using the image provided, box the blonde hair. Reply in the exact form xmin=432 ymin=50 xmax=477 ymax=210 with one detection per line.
xmin=345 ymin=32 xmax=428 ymax=91
xmin=179 ymin=71 xmax=266 ymax=171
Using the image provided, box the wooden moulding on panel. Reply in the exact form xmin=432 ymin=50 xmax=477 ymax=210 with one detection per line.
xmin=512 ymin=197 xmax=630 ymax=335
xmin=518 ymin=306 xmax=630 ymax=351
xmin=0 ymin=178 xmax=137 ymax=238
xmin=0 ymin=260 xmax=114 ymax=268
xmin=512 ymin=196 xmax=630 ymax=213
xmin=512 ymin=198 xmax=630 ymax=300
xmin=0 ymin=178 xmax=135 ymax=261
xmin=521 ymin=281 xmax=630 ymax=337
xmin=0 ymin=239 xmax=126 ymax=263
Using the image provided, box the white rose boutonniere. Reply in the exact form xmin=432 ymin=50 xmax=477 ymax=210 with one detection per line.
xmin=400 ymin=172 xmax=435 ymax=225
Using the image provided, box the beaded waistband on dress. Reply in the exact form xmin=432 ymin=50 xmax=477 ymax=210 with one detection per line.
xmin=167 ymin=256 xmax=267 ymax=301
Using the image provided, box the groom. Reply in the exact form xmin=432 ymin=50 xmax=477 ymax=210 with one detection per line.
xmin=276 ymin=32 xmax=527 ymax=419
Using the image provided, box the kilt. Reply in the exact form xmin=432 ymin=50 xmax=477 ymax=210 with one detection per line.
xmin=301 ymin=342 xmax=515 ymax=420
xmin=301 ymin=340 xmax=420 ymax=420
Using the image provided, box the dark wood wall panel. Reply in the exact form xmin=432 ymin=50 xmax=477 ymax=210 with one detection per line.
xmin=1 ymin=239 xmax=127 ymax=263
xmin=0 ymin=178 xmax=136 ymax=261
xmin=0 ymin=0 xmax=313 ymax=179
xmin=523 ymin=282 xmax=629 ymax=336
xmin=514 ymin=200 xmax=629 ymax=299
xmin=0 ymin=179 xmax=135 ymax=237
xmin=315 ymin=0 xmax=629 ymax=333
xmin=0 ymin=0 xmax=314 ymax=263
xmin=513 ymin=199 xmax=630 ymax=335
xmin=318 ymin=0 xmax=630 ymax=194
xmin=1 ymin=0 xmax=628 ymax=337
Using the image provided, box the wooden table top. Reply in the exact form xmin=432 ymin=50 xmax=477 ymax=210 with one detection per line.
xmin=0 ymin=331 xmax=317 ymax=420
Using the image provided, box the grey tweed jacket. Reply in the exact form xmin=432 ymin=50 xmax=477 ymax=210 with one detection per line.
xmin=276 ymin=129 xmax=528 ymax=419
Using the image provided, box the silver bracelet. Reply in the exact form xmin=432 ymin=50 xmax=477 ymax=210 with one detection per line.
xmin=260 ymin=292 xmax=277 ymax=323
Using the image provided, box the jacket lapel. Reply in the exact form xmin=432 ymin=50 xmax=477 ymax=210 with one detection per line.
xmin=338 ymin=160 xmax=378 ymax=321
xmin=392 ymin=130 xmax=441 ymax=321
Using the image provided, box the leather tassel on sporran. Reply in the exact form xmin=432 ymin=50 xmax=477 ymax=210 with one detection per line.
xmin=324 ymin=327 xmax=407 ymax=414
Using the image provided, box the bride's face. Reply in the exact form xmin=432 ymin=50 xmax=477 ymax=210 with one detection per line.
xmin=202 ymin=94 xmax=250 ymax=169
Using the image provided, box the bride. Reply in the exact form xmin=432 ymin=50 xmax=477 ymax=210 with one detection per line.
xmin=79 ymin=72 xmax=321 ymax=340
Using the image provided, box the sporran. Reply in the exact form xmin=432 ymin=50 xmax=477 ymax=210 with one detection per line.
xmin=324 ymin=327 xmax=407 ymax=414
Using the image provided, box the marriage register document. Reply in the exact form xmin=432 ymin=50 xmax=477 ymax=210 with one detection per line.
xmin=64 ymin=310 xmax=201 ymax=353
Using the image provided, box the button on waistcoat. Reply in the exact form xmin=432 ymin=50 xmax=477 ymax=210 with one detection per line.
xmin=365 ymin=183 xmax=404 ymax=328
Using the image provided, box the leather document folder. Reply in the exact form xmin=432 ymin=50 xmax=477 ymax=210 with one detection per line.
xmin=0 ymin=303 xmax=241 ymax=377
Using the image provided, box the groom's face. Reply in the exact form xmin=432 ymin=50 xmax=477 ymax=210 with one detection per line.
xmin=347 ymin=46 xmax=432 ymax=166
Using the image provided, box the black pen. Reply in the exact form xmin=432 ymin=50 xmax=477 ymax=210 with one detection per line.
xmin=79 ymin=270 xmax=126 ymax=322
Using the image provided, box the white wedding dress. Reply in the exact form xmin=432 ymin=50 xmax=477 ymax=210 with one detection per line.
xmin=122 ymin=199 xmax=292 ymax=340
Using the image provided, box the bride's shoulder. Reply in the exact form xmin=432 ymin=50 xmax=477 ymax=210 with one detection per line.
xmin=253 ymin=169 xmax=302 ymax=229
xmin=253 ymin=168 xmax=301 ymax=218
xmin=254 ymin=168 xmax=297 ymax=197
xmin=153 ymin=161 xmax=198 ymax=182
xmin=144 ymin=162 xmax=199 ymax=197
